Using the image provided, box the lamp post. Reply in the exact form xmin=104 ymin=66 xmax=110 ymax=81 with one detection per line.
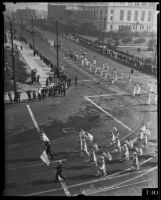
xmin=10 ymin=20 xmax=17 ymax=102
xmin=56 ymin=20 xmax=59 ymax=76
xmin=32 ymin=16 xmax=35 ymax=54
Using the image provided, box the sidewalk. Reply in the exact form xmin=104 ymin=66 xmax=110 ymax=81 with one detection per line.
xmin=4 ymin=39 xmax=53 ymax=103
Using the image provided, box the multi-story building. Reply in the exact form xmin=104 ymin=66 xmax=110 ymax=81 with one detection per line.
xmin=16 ymin=8 xmax=36 ymax=24
xmin=48 ymin=2 xmax=157 ymax=32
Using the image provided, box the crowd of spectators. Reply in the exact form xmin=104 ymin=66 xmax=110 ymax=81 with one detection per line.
xmin=63 ymin=33 xmax=157 ymax=76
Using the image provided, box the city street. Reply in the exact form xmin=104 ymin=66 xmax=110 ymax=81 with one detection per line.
xmin=5 ymin=24 xmax=158 ymax=196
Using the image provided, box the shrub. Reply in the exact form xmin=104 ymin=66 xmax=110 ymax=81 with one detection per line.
xmin=134 ymin=37 xmax=146 ymax=44
xmin=122 ymin=36 xmax=133 ymax=44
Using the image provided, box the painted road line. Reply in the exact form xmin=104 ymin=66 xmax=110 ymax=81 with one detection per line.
xmin=86 ymin=93 xmax=125 ymax=98
xmin=102 ymin=178 xmax=158 ymax=192
xmin=84 ymin=96 xmax=132 ymax=131
xmin=71 ymin=79 xmax=97 ymax=83
xmin=23 ymin=156 xmax=155 ymax=196
xmin=58 ymin=176 xmax=71 ymax=196
xmin=87 ymin=166 xmax=157 ymax=196
xmin=8 ymin=159 xmax=67 ymax=171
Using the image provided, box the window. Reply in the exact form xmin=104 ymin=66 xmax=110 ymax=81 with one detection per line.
xmin=110 ymin=25 xmax=113 ymax=30
xmin=120 ymin=10 xmax=124 ymax=21
xmin=100 ymin=9 xmax=102 ymax=19
xmin=141 ymin=11 xmax=145 ymax=21
xmin=111 ymin=9 xmax=113 ymax=14
xmin=128 ymin=2 xmax=132 ymax=6
xmin=142 ymin=3 xmax=146 ymax=6
xmin=120 ymin=3 xmax=125 ymax=5
xmin=135 ymin=3 xmax=139 ymax=6
xmin=134 ymin=10 xmax=138 ymax=21
xmin=148 ymin=11 xmax=152 ymax=22
xmin=111 ymin=16 xmax=113 ymax=20
xmin=127 ymin=10 xmax=131 ymax=21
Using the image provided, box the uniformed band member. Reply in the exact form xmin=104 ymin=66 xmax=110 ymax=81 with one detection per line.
xmin=96 ymin=156 xmax=107 ymax=177
xmin=120 ymin=144 xmax=129 ymax=161
xmin=89 ymin=149 xmax=97 ymax=166
xmin=55 ymin=161 xmax=65 ymax=182
xmin=114 ymin=137 xmax=121 ymax=152
xmin=78 ymin=133 xmax=83 ymax=153
xmin=110 ymin=131 xmax=116 ymax=145
xmin=102 ymin=150 xmax=112 ymax=161
xmin=81 ymin=138 xmax=90 ymax=156
xmin=41 ymin=129 xmax=54 ymax=160
xmin=131 ymin=152 xmax=139 ymax=171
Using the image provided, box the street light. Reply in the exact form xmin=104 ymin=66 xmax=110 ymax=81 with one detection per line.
xmin=10 ymin=20 xmax=18 ymax=102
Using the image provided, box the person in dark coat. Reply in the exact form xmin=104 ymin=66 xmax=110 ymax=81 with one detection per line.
xmin=55 ymin=161 xmax=65 ymax=182
xmin=8 ymin=91 xmax=12 ymax=104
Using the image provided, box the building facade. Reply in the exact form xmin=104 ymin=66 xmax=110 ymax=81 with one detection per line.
xmin=16 ymin=8 xmax=36 ymax=24
xmin=48 ymin=2 xmax=157 ymax=32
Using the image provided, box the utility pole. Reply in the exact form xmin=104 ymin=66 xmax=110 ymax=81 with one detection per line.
xmin=56 ymin=20 xmax=59 ymax=74
xmin=102 ymin=17 xmax=106 ymax=46
xmin=10 ymin=20 xmax=17 ymax=102
xmin=32 ymin=16 xmax=35 ymax=54
xmin=20 ymin=13 xmax=23 ymax=38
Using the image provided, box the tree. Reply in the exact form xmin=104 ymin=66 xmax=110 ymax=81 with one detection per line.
xmin=119 ymin=26 xmax=132 ymax=36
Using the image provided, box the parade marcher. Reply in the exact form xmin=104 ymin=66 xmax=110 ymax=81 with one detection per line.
xmin=136 ymin=84 xmax=141 ymax=96
xmin=102 ymin=150 xmax=112 ymax=161
xmin=54 ymin=161 xmax=65 ymax=182
xmin=114 ymin=137 xmax=121 ymax=152
xmin=120 ymin=144 xmax=129 ymax=161
xmin=17 ymin=91 xmax=21 ymax=102
xmin=154 ymin=94 xmax=157 ymax=104
xmin=8 ymin=91 xmax=12 ymax=104
xmin=49 ymin=75 xmax=52 ymax=85
xmin=147 ymin=92 xmax=151 ymax=105
xmin=129 ymin=75 xmax=132 ymax=84
xmin=41 ymin=128 xmax=53 ymax=159
xmin=82 ymin=138 xmax=90 ymax=157
xmin=131 ymin=152 xmax=139 ymax=171
xmin=109 ymin=131 xmax=116 ymax=145
xmin=112 ymin=126 xmax=119 ymax=138
xmin=78 ymin=133 xmax=83 ymax=153
xmin=37 ymin=75 xmax=40 ymax=85
xmin=93 ymin=140 xmax=99 ymax=151
xmin=126 ymin=138 xmax=134 ymax=149
xmin=133 ymin=85 xmax=136 ymax=96
xmin=89 ymin=149 xmax=98 ymax=166
xmin=96 ymin=155 xmax=107 ymax=177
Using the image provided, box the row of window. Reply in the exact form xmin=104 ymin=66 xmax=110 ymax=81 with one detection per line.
xmin=120 ymin=10 xmax=152 ymax=22
xmin=78 ymin=9 xmax=152 ymax=22
xmin=108 ymin=24 xmax=151 ymax=30
xmin=121 ymin=2 xmax=155 ymax=6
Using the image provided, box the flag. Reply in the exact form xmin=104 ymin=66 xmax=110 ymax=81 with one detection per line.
xmin=41 ymin=132 xmax=50 ymax=143
xmin=40 ymin=150 xmax=50 ymax=166
xmin=80 ymin=129 xmax=94 ymax=143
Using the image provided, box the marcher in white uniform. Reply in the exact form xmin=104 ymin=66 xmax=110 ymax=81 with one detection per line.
xmin=110 ymin=131 xmax=116 ymax=145
xmin=142 ymin=133 xmax=148 ymax=148
xmin=115 ymin=137 xmax=121 ymax=152
xmin=82 ymin=138 xmax=90 ymax=156
xmin=147 ymin=92 xmax=151 ymax=105
xmin=103 ymin=150 xmax=112 ymax=161
xmin=78 ymin=134 xmax=83 ymax=152
xmin=133 ymin=86 xmax=136 ymax=96
xmin=136 ymin=84 xmax=141 ymax=95
xmin=89 ymin=149 xmax=98 ymax=166
xmin=93 ymin=141 xmax=99 ymax=151
xmin=121 ymin=144 xmax=129 ymax=161
xmin=96 ymin=156 xmax=107 ymax=176
xmin=131 ymin=152 xmax=139 ymax=170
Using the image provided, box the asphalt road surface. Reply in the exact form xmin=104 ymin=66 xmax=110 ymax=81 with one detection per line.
xmin=4 ymin=25 xmax=158 ymax=196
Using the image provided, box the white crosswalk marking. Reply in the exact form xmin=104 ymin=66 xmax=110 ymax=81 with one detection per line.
xmin=58 ymin=176 xmax=71 ymax=196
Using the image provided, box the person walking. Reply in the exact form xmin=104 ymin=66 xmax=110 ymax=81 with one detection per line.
xmin=54 ymin=161 xmax=65 ymax=182
xmin=8 ymin=91 xmax=12 ymax=104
